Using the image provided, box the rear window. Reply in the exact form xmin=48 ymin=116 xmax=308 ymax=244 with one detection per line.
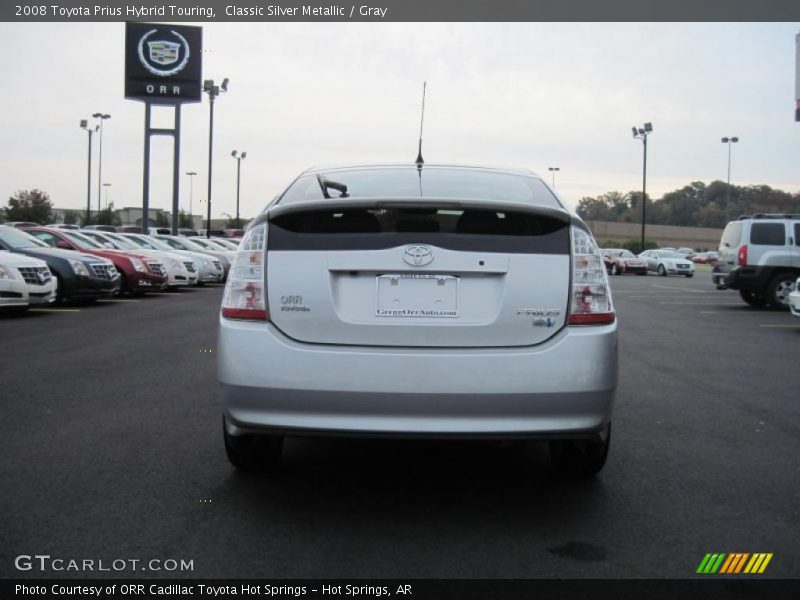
xmin=269 ymin=207 xmax=569 ymax=254
xmin=278 ymin=167 xmax=562 ymax=209
xmin=750 ymin=223 xmax=785 ymax=246
xmin=720 ymin=222 xmax=742 ymax=248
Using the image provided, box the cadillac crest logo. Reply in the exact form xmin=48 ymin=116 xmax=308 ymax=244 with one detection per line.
xmin=137 ymin=28 xmax=191 ymax=77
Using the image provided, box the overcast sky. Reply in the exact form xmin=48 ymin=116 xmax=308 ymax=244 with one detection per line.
xmin=1 ymin=22 xmax=798 ymax=219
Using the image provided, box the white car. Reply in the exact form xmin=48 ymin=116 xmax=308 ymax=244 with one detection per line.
xmin=157 ymin=235 xmax=234 ymax=278
xmin=118 ymin=233 xmax=224 ymax=284
xmin=0 ymin=251 xmax=57 ymax=310
xmin=789 ymin=277 xmax=800 ymax=318
xmin=639 ymin=249 xmax=695 ymax=277
xmin=80 ymin=230 xmax=198 ymax=288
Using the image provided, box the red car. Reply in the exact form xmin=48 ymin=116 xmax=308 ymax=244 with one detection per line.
xmin=23 ymin=227 xmax=168 ymax=294
xmin=601 ymin=248 xmax=647 ymax=275
xmin=692 ymin=252 xmax=719 ymax=265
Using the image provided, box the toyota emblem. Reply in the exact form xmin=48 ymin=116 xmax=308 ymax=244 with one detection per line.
xmin=403 ymin=246 xmax=433 ymax=267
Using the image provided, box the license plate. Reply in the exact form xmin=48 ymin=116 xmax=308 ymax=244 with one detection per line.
xmin=375 ymin=274 xmax=459 ymax=318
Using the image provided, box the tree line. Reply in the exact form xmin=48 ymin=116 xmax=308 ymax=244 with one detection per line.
xmin=576 ymin=180 xmax=800 ymax=228
xmin=1 ymin=189 xmax=195 ymax=228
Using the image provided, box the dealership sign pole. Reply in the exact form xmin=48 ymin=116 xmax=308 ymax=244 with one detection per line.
xmin=125 ymin=23 xmax=202 ymax=234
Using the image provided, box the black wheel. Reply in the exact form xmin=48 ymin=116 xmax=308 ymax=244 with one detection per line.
xmin=549 ymin=424 xmax=611 ymax=477
xmin=223 ymin=417 xmax=283 ymax=472
xmin=611 ymin=264 xmax=619 ymax=276
xmin=658 ymin=264 xmax=667 ymax=276
xmin=685 ymin=273 xmax=694 ymax=278
xmin=739 ymin=290 xmax=768 ymax=308
xmin=766 ymin=273 xmax=797 ymax=310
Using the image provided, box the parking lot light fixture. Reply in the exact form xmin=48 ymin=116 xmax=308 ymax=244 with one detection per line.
xmin=632 ymin=122 xmax=653 ymax=254
xmin=231 ymin=150 xmax=247 ymax=229
xmin=80 ymin=119 xmax=98 ymax=226
xmin=186 ymin=171 xmax=197 ymax=222
xmin=721 ymin=136 xmax=739 ymax=223
xmin=547 ymin=167 xmax=560 ymax=188
xmin=92 ymin=113 xmax=111 ymax=216
xmin=103 ymin=183 xmax=111 ymax=210
xmin=203 ymin=79 xmax=229 ymax=238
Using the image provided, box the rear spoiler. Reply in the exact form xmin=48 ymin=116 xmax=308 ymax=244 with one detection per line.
xmin=254 ymin=197 xmax=575 ymax=227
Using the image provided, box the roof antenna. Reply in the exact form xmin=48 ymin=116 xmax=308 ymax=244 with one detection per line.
xmin=415 ymin=81 xmax=426 ymax=169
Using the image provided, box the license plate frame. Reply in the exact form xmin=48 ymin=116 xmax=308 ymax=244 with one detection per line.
xmin=375 ymin=274 xmax=459 ymax=318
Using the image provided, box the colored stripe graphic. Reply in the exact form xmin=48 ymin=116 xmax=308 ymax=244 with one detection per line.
xmin=701 ymin=553 xmax=773 ymax=574
xmin=697 ymin=553 xmax=727 ymax=573
xmin=720 ymin=553 xmax=750 ymax=574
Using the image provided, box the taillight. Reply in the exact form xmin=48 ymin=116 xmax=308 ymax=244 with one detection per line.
xmin=568 ymin=226 xmax=615 ymax=326
xmin=737 ymin=244 xmax=748 ymax=266
xmin=221 ymin=223 xmax=269 ymax=321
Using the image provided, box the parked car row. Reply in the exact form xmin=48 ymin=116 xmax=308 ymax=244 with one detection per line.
xmin=601 ymin=248 xmax=695 ymax=277
xmin=0 ymin=224 xmax=238 ymax=311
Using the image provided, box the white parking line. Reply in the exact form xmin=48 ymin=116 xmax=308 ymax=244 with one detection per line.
xmin=29 ymin=308 xmax=81 ymax=313
xmin=650 ymin=284 xmax=710 ymax=293
xmin=659 ymin=302 xmax=742 ymax=305
xmin=759 ymin=324 xmax=799 ymax=328
xmin=97 ymin=298 xmax=141 ymax=303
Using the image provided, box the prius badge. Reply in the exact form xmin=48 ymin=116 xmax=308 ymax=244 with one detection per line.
xmin=403 ymin=246 xmax=433 ymax=267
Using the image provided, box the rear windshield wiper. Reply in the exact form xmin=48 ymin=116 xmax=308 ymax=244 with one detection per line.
xmin=317 ymin=174 xmax=349 ymax=199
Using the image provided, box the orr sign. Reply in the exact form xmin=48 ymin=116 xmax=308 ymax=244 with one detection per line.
xmin=125 ymin=22 xmax=202 ymax=104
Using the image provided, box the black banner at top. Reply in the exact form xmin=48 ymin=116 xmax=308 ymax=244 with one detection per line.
xmin=4 ymin=0 xmax=800 ymax=22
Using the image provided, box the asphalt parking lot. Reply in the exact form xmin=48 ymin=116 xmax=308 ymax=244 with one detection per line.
xmin=1 ymin=273 xmax=798 ymax=579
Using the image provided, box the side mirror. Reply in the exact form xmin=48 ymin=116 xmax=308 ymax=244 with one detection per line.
xmin=56 ymin=239 xmax=72 ymax=250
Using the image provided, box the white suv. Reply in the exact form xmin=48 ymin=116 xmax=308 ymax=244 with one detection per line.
xmin=712 ymin=214 xmax=800 ymax=309
xmin=217 ymin=165 xmax=619 ymax=476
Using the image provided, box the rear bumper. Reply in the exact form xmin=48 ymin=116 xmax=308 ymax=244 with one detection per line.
xmin=712 ymin=265 xmax=772 ymax=291
xmin=218 ymin=320 xmax=618 ymax=438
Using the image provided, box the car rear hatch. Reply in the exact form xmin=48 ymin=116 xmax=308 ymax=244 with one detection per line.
xmin=265 ymin=198 xmax=571 ymax=347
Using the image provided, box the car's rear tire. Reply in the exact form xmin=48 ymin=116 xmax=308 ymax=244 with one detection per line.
xmin=223 ymin=417 xmax=283 ymax=472
xmin=767 ymin=272 xmax=797 ymax=310
xmin=549 ymin=424 xmax=611 ymax=477
xmin=658 ymin=264 xmax=667 ymax=276
xmin=739 ymin=290 xmax=768 ymax=308
xmin=611 ymin=264 xmax=619 ymax=276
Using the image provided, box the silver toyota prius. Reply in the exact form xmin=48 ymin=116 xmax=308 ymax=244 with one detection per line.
xmin=218 ymin=165 xmax=618 ymax=476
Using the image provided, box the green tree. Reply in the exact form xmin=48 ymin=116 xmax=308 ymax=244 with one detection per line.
xmin=154 ymin=211 xmax=170 ymax=228
xmin=94 ymin=202 xmax=118 ymax=226
xmin=4 ymin=189 xmax=53 ymax=224
xmin=63 ymin=210 xmax=80 ymax=225
xmin=178 ymin=210 xmax=194 ymax=229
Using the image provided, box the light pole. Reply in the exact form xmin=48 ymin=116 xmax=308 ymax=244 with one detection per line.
xmin=103 ymin=183 xmax=111 ymax=210
xmin=547 ymin=166 xmax=560 ymax=188
xmin=632 ymin=122 xmax=653 ymax=254
xmin=203 ymin=78 xmax=229 ymax=238
xmin=80 ymin=119 xmax=98 ymax=226
xmin=186 ymin=171 xmax=197 ymax=224
xmin=721 ymin=136 xmax=739 ymax=223
xmin=92 ymin=113 xmax=111 ymax=215
xmin=231 ymin=150 xmax=247 ymax=228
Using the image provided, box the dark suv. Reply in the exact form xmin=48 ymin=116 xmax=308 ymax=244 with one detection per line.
xmin=0 ymin=225 xmax=120 ymax=302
